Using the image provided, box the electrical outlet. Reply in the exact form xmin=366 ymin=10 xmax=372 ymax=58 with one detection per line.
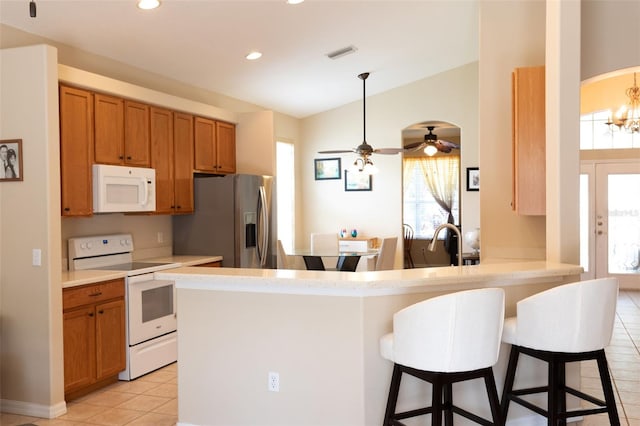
xmin=268 ymin=371 xmax=279 ymax=392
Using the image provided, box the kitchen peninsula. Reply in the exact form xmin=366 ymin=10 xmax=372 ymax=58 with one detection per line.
xmin=157 ymin=261 xmax=583 ymax=426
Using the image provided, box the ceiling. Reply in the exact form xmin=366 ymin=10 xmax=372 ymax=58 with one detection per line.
xmin=0 ymin=0 xmax=479 ymax=118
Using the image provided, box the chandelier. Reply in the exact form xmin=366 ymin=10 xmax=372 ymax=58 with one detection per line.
xmin=607 ymin=72 xmax=640 ymax=133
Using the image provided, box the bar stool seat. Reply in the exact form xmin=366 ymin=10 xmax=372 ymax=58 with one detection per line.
xmin=380 ymin=288 xmax=505 ymax=426
xmin=500 ymin=278 xmax=620 ymax=425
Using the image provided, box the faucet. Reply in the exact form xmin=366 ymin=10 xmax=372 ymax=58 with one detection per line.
xmin=428 ymin=223 xmax=462 ymax=267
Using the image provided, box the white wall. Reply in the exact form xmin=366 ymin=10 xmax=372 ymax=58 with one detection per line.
xmin=478 ymin=0 xmax=547 ymax=262
xmin=298 ymin=63 xmax=480 ymax=265
xmin=0 ymin=45 xmax=66 ymax=417
xmin=581 ymin=0 xmax=640 ymax=82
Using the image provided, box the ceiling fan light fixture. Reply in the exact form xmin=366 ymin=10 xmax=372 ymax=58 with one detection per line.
xmin=137 ymin=0 xmax=160 ymax=10
xmin=350 ymin=157 xmax=378 ymax=175
xmin=424 ymin=144 xmax=438 ymax=156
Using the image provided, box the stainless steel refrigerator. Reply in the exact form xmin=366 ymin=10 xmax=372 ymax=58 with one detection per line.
xmin=173 ymin=174 xmax=276 ymax=268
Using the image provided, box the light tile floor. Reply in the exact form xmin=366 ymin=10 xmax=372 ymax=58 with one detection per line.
xmin=2 ymin=362 xmax=177 ymax=426
xmin=3 ymin=290 xmax=640 ymax=426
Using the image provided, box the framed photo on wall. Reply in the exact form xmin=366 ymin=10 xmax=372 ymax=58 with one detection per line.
xmin=344 ymin=170 xmax=372 ymax=191
xmin=466 ymin=167 xmax=479 ymax=191
xmin=0 ymin=139 xmax=23 ymax=182
xmin=314 ymin=158 xmax=342 ymax=180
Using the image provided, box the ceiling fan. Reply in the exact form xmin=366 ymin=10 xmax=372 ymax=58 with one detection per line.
xmin=318 ymin=72 xmax=404 ymax=172
xmin=405 ymin=126 xmax=460 ymax=156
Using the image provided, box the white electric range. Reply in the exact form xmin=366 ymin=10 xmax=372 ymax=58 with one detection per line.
xmin=68 ymin=233 xmax=180 ymax=380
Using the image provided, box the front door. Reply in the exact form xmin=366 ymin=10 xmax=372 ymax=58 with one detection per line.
xmin=580 ymin=161 xmax=640 ymax=288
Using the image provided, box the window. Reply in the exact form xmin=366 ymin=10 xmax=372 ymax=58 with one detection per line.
xmin=580 ymin=110 xmax=640 ymax=150
xmin=276 ymin=141 xmax=295 ymax=251
xmin=403 ymin=156 xmax=460 ymax=239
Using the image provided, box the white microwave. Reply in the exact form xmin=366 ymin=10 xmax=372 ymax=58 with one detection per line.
xmin=93 ymin=164 xmax=156 ymax=213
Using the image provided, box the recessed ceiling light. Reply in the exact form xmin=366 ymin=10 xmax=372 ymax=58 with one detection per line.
xmin=286 ymin=0 xmax=305 ymax=4
xmin=246 ymin=51 xmax=263 ymax=61
xmin=138 ymin=0 xmax=160 ymax=10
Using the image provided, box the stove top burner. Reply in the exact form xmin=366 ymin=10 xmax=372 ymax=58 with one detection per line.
xmin=95 ymin=262 xmax=171 ymax=272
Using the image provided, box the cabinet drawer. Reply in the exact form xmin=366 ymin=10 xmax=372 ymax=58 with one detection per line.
xmin=63 ymin=278 xmax=125 ymax=311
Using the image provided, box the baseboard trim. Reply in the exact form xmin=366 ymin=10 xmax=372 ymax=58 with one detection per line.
xmin=0 ymin=399 xmax=67 ymax=418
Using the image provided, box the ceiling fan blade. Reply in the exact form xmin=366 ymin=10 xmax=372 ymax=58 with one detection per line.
xmin=403 ymin=141 xmax=426 ymax=151
xmin=318 ymin=149 xmax=355 ymax=154
xmin=373 ymin=148 xmax=404 ymax=155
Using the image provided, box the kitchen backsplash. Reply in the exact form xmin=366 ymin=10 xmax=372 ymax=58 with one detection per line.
xmin=61 ymin=214 xmax=173 ymax=270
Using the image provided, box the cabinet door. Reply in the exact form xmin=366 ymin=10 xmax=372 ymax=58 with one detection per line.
xmin=124 ymin=101 xmax=151 ymax=167
xmin=151 ymin=107 xmax=175 ymax=214
xmin=216 ymin=121 xmax=236 ymax=174
xmin=63 ymin=306 xmax=96 ymax=393
xmin=512 ymin=66 xmax=545 ymax=215
xmin=94 ymin=93 xmax=124 ymax=164
xmin=95 ymin=299 xmax=126 ymax=380
xmin=194 ymin=116 xmax=216 ymax=172
xmin=59 ymin=85 xmax=94 ymax=216
xmin=174 ymin=112 xmax=194 ymax=213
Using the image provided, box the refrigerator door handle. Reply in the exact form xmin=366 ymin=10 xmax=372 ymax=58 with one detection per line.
xmin=257 ymin=185 xmax=269 ymax=267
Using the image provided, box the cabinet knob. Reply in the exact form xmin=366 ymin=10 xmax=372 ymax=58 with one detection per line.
xmin=98 ymin=310 xmax=104 ymax=314
xmin=89 ymin=292 xmax=103 ymax=297
xmin=64 ymin=207 xmax=70 ymax=211
xmin=88 ymin=312 xmax=94 ymax=317
xmin=176 ymin=205 xmax=181 ymax=209
xmin=127 ymin=156 xmax=132 ymax=160
xmin=119 ymin=156 xmax=124 ymax=160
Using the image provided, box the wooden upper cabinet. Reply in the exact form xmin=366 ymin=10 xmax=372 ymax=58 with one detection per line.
xmin=94 ymin=93 xmax=124 ymax=165
xmin=194 ymin=116 xmax=216 ymax=172
xmin=512 ymin=66 xmax=545 ymax=216
xmin=124 ymin=101 xmax=151 ymax=167
xmin=194 ymin=117 xmax=236 ymax=174
xmin=173 ymin=112 xmax=194 ymax=213
xmin=216 ymin=121 xmax=236 ymax=174
xmin=150 ymin=107 xmax=175 ymax=214
xmin=94 ymin=95 xmax=150 ymax=167
xmin=59 ymin=85 xmax=94 ymax=217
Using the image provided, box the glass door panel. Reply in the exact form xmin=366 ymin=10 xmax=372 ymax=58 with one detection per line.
xmin=590 ymin=162 xmax=640 ymax=288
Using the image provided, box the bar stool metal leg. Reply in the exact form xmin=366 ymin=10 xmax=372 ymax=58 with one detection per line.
xmin=596 ymin=350 xmax=620 ymax=426
xmin=383 ymin=364 xmax=402 ymax=426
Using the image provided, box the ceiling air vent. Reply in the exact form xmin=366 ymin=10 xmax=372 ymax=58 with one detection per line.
xmin=326 ymin=45 xmax=357 ymax=60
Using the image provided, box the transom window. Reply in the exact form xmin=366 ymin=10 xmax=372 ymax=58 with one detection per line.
xmin=580 ymin=110 xmax=640 ymax=150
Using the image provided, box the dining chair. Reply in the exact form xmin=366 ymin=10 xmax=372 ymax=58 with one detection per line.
xmin=375 ymin=237 xmax=398 ymax=271
xmin=276 ymin=239 xmax=289 ymax=269
xmin=310 ymin=233 xmax=338 ymax=270
xmin=403 ymin=224 xmax=415 ymax=268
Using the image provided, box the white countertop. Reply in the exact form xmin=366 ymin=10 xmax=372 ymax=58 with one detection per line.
xmin=61 ymin=255 xmax=222 ymax=288
xmin=157 ymin=261 xmax=583 ymax=297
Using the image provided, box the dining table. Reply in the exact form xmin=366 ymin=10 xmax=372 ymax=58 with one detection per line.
xmin=288 ymin=249 xmax=379 ymax=272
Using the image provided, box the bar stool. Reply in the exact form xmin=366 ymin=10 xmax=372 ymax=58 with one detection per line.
xmin=501 ymin=278 xmax=620 ymax=425
xmin=380 ymin=288 xmax=505 ymax=426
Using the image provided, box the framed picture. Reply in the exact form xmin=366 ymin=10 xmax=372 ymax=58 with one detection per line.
xmin=314 ymin=158 xmax=341 ymax=180
xmin=0 ymin=139 xmax=23 ymax=182
xmin=466 ymin=167 xmax=479 ymax=191
xmin=344 ymin=170 xmax=372 ymax=191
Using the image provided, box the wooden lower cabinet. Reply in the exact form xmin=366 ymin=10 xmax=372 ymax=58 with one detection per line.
xmin=63 ymin=279 xmax=126 ymax=400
